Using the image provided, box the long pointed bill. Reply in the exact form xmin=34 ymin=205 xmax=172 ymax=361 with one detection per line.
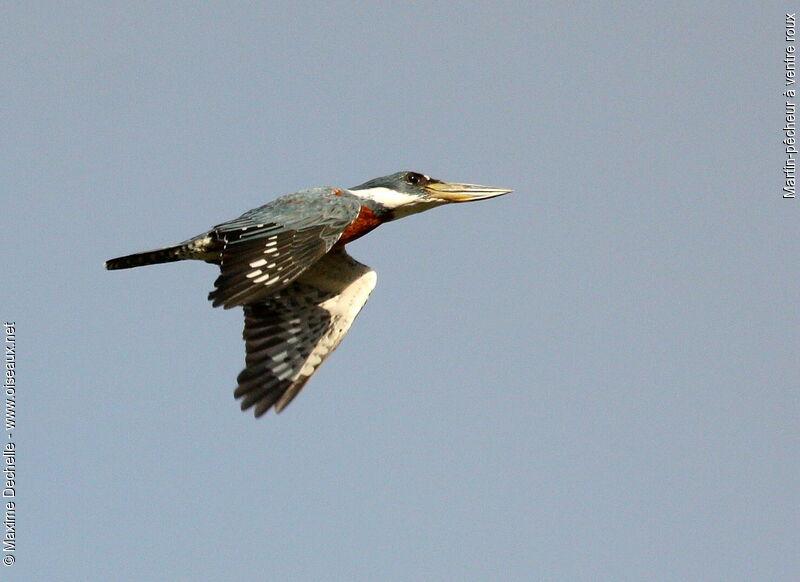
xmin=424 ymin=181 xmax=513 ymax=202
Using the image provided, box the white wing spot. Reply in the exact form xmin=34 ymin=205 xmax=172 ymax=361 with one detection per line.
xmin=246 ymin=270 xmax=262 ymax=279
xmin=270 ymin=362 xmax=290 ymax=375
xmin=249 ymin=259 xmax=267 ymax=268
xmin=277 ymin=368 xmax=295 ymax=381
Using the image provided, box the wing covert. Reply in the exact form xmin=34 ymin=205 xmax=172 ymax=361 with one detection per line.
xmin=208 ymin=188 xmax=361 ymax=309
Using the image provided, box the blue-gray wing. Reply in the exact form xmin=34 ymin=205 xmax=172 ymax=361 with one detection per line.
xmin=234 ymin=249 xmax=377 ymax=416
xmin=208 ymin=188 xmax=361 ymax=309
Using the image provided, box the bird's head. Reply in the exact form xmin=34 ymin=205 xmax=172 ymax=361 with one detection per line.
xmin=348 ymin=171 xmax=512 ymax=220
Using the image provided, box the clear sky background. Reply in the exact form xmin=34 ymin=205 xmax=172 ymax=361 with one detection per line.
xmin=3 ymin=3 xmax=798 ymax=581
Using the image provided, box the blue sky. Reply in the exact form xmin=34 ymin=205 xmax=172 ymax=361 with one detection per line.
xmin=4 ymin=3 xmax=798 ymax=581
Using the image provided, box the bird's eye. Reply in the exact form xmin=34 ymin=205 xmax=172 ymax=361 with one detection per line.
xmin=407 ymin=172 xmax=424 ymax=185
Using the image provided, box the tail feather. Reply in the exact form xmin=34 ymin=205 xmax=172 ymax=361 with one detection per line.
xmin=105 ymin=244 xmax=189 ymax=270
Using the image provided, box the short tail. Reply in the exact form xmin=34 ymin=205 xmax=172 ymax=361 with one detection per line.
xmin=105 ymin=244 xmax=189 ymax=270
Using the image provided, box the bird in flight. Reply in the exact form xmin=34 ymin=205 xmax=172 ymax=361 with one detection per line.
xmin=106 ymin=171 xmax=511 ymax=417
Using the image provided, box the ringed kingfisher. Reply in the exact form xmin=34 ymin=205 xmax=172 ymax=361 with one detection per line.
xmin=106 ymin=171 xmax=511 ymax=417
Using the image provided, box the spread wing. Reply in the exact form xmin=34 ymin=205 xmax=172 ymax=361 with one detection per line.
xmin=234 ymin=249 xmax=377 ymax=416
xmin=208 ymin=188 xmax=361 ymax=309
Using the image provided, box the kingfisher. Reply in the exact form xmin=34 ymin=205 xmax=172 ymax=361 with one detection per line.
xmin=106 ymin=171 xmax=511 ymax=417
